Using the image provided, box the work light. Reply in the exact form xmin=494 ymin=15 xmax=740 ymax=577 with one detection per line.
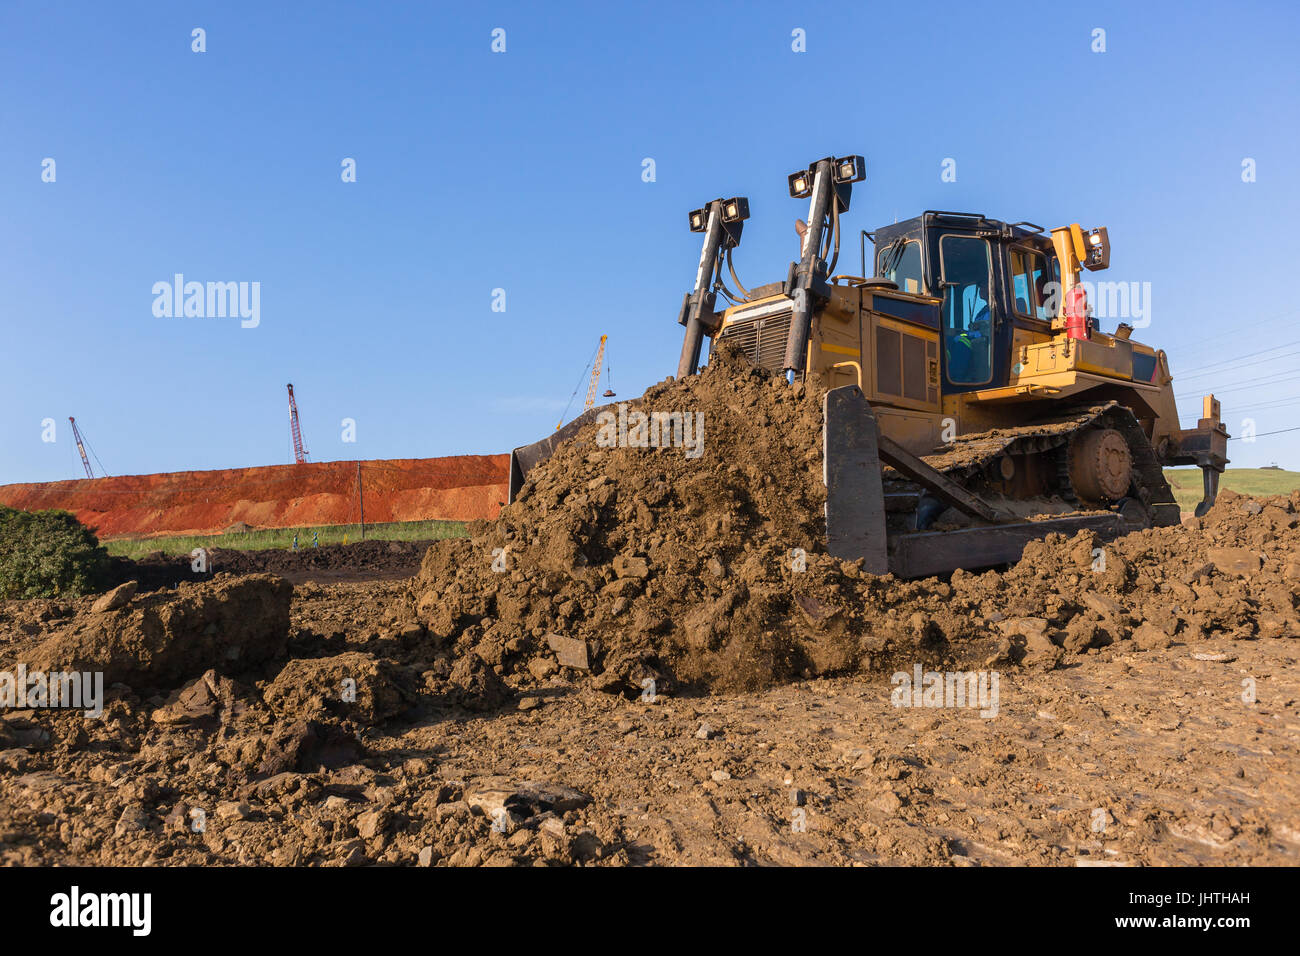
xmin=721 ymin=197 xmax=750 ymax=222
xmin=834 ymin=154 xmax=865 ymax=184
xmin=788 ymin=170 xmax=812 ymax=198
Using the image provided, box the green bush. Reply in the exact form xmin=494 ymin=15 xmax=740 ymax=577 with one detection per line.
xmin=0 ymin=506 xmax=111 ymax=600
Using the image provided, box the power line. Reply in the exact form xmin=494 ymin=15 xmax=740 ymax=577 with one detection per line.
xmin=1176 ymin=368 xmax=1300 ymax=399
xmin=1170 ymin=308 xmax=1300 ymax=364
xmin=1230 ymin=425 xmax=1300 ymax=441
xmin=1177 ymin=346 xmax=1300 ymax=381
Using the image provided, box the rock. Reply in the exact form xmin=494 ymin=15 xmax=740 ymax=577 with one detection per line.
xmin=1022 ymin=631 xmax=1064 ymax=670
xmin=612 ymin=555 xmax=650 ymax=579
xmin=527 ymin=657 xmax=557 ymax=681
xmin=546 ymin=634 xmax=590 ymax=670
xmin=264 ymin=653 xmax=414 ymax=726
xmin=695 ymin=722 xmax=715 ymax=740
xmin=92 ymin=581 xmax=137 ymax=614
xmin=998 ymin=617 xmax=1051 ymax=641
xmin=257 ymin=720 xmax=364 ymax=776
xmin=356 ymin=809 xmax=386 ymax=839
xmin=710 ymin=769 xmax=731 ymax=782
xmin=216 ymin=801 xmax=252 ymax=822
xmin=1080 ymin=591 xmax=1124 ymax=620
xmin=150 ymin=669 xmax=235 ymax=725
xmin=417 ymin=846 xmax=435 ymax=867
xmin=1063 ymin=618 xmax=1107 ymax=655
xmin=114 ymin=806 xmax=150 ymax=837
xmin=1132 ymin=623 xmax=1172 ymax=652
xmin=1192 ymin=651 xmax=1237 ymax=663
xmin=447 ymin=654 xmax=510 ymax=710
xmin=874 ymin=790 xmax=904 ymax=813
xmin=517 ymin=696 xmax=542 ymax=711
xmin=20 ymin=574 xmax=292 ymax=691
xmin=464 ymin=779 xmax=592 ymax=819
xmin=1207 ymin=548 xmax=1262 ymax=577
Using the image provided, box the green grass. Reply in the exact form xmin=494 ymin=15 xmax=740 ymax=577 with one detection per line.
xmin=102 ymin=519 xmax=468 ymax=559
xmin=1164 ymin=467 xmax=1300 ymax=511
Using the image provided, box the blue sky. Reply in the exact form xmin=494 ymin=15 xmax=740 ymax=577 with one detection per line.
xmin=2 ymin=0 xmax=1298 ymax=483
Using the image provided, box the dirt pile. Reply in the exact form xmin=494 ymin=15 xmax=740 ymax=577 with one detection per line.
xmin=408 ymin=349 xmax=882 ymax=693
xmin=9 ymin=573 xmax=292 ymax=691
xmin=407 ymin=348 xmax=1300 ymax=695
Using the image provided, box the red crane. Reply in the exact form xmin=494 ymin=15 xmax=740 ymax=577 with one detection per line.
xmin=286 ymin=384 xmax=309 ymax=464
xmin=68 ymin=416 xmax=95 ymax=478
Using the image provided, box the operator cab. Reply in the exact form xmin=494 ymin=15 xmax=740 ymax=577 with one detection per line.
xmin=871 ymin=212 xmax=1059 ymax=395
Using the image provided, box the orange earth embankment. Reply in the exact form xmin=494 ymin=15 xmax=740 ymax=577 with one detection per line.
xmin=0 ymin=456 xmax=509 ymax=539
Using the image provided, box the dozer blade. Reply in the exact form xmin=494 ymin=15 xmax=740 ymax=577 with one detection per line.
xmin=508 ymin=404 xmax=614 ymax=504
xmin=822 ymin=385 xmax=1130 ymax=578
xmin=823 ymin=386 xmax=889 ymax=574
xmin=888 ymin=513 xmax=1124 ymax=579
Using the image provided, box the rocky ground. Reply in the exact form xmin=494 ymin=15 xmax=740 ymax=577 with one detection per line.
xmin=0 ymin=354 xmax=1296 ymax=866
xmin=0 ymin=567 xmax=1295 ymax=866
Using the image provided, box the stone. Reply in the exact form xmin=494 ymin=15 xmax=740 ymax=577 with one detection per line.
xmin=546 ymin=634 xmax=589 ymax=670
xmin=114 ymin=806 xmax=150 ymax=837
xmin=1132 ymin=623 xmax=1172 ymax=652
xmin=356 ymin=809 xmax=386 ymax=839
xmin=92 ymin=580 xmax=137 ymax=614
xmin=1080 ymin=591 xmax=1124 ymax=620
xmin=613 ymin=555 xmax=650 ymax=579
xmin=1207 ymin=548 xmax=1262 ymax=577
xmin=216 ymin=801 xmax=252 ymax=821
xmin=465 ymin=779 xmax=592 ymax=818
xmin=527 ymin=657 xmax=557 ymax=681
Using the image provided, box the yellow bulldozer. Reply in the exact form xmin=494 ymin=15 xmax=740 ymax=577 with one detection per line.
xmin=511 ymin=153 xmax=1229 ymax=578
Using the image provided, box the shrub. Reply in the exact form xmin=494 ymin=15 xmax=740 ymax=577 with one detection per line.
xmin=0 ymin=506 xmax=111 ymax=600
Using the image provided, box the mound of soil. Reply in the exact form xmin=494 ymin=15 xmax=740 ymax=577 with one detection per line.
xmin=10 ymin=573 xmax=292 ymax=691
xmin=408 ymin=348 xmax=1300 ymax=695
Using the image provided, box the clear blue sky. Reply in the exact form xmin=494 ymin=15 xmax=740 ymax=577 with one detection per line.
xmin=3 ymin=0 xmax=1298 ymax=483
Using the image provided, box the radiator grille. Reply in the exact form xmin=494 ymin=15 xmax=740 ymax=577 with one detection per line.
xmin=714 ymin=310 xmax=793 ymax=373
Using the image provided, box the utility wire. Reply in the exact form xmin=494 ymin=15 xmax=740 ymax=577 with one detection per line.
xmin=1229 ymin=426 xmax=1300 ymax=441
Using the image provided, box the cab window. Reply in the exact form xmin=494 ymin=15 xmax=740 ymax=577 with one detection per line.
xmin=939 ymin=235 xmax=993 ymax=386
xmin=877 ymin=239 xmax=923 ymax=295
xmin=1009 ymin=247 xmax=1053 ymax=321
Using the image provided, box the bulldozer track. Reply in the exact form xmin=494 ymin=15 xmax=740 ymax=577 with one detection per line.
xmin=883 ymin=402 xmax=1181 ymax=527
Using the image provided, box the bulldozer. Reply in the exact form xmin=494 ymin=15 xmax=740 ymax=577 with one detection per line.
xmin=510 ymin=153 xmax=1229 ymax=578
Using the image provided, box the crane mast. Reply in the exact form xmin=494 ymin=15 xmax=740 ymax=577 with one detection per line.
xmin=584 ymin=335 xmax=608 ymax=412
xmin=68 ymin=417 xmax=94 ymax=479
xmin=287 ymin=384 xmax=309 ymax=464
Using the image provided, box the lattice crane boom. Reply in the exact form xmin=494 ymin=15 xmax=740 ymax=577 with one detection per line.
xmin=68 ymin=417 xmax=94 ymax=479
xmin=287 ymin=384 xmax=309 ymax=464
xmin=584 ymin=335 xmax=608 ymax=412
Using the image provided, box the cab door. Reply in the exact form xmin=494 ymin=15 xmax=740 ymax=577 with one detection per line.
xmin=937 ymin=233 xmax=998 ymax=393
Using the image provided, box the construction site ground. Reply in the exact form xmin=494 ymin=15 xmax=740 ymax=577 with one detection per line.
xmin=0 ymin=571 xmax=1296 ymax=866
xmin=1 ymin=356 xmax=1297 ymax=867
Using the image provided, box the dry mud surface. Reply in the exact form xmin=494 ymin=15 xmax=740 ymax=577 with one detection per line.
xmin=0 ymin=356 xmax=1297 ymax=866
